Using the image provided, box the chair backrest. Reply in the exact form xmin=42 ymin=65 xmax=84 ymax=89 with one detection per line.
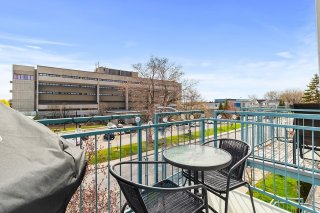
xmin=110 ymin=165 xmax=148 ymax=213
xmin=294 ymin=118 xmax=320 ymax=146
xmin=218 ymin=139 xmax=249 ymax=180
xmin=293 ymin=103 xmax=320 ymax=147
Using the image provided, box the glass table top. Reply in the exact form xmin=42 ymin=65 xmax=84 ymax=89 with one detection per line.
xmin=163 ymin=144 xmax=232 ymax=171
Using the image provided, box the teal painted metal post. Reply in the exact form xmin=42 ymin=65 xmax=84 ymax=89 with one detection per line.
xmin=79 ymin=139 xmax=83 ymax=213
xmin=200 ymin=114 xmax=205 ymax=144
xmin=154 ymin=114 xmax=159 ymax=183
xmin=107 ymin=135 xmax=111 ymax=212
xmin=213 ymin=111 xmax=218 ymax=147
xmin=136 ymin=117 xmax=143 ymax=184
xmin=257 ymin=115 xmax=261 ymax=146
xmin=240 ymin=113 xmax=244 ymax=141
xmin=94 ymin=135 xmax=98 ymax=213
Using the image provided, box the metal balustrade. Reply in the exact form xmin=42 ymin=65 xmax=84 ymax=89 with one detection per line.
xmin=36 ymin=109 xmax=320 ymax=212
xmin=214 ymin=109 xmax=320 ymax=213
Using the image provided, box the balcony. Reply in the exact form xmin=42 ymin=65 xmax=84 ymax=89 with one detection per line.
xmin=36 ymin=108 xmax=320 ymax=213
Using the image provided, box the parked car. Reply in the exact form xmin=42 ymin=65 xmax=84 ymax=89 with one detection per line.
xmin=107 ymin=122 xmax=117 ymax=129
xmin=124 ymin=129 xmax=137 ymax=134
xmin=190 ymin=122 xmax=200 ymax=127
xmin=104 ymin=133 xmax=115 ymax=140
xmin=206 ymin=120 xmax=214 ymax=124
xmin=116 ymin=124 xmax=125 ymax=134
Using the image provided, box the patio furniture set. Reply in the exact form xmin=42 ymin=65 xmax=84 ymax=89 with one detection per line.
xmin=109 ymin=138 xmax=256 ymax=213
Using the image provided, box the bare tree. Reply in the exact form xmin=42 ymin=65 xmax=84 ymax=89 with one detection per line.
xmin=128 ymin=56 xmax=183 ymax=121
xmin=175 ymin=78 xmax=213 ymax=117
xmin=67 ymin=138 xmax=119 ymax=213
xmin=124 ymin=56 xmax=183 ymax=143
xmin=279 ymin=89 xmax=304 ymax=105
xmin=264 ymin=91 xmax=279 ymax=100
xmin=99 ymin=102 xmax=111 ymax=115
xmin=179 ymin=79 xmax=201 ymax=110
xmin=47 ymin=104 xmax=61 ymax=118
xmin=248 ymin=94 xmax=258 ymax=107
xmin=248 ymin=94 xmax=258 ymax=102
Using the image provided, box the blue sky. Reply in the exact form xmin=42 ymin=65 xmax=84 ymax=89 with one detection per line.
xmin=0 ymin=0 xmax=318 ymax=100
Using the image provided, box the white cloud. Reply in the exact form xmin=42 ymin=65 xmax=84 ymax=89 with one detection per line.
xmin=182 ymin=28 xmax=318 ymax=101
xmin=0 ymin=33 xmax=72 ymax=46
xmin=199 ymin=62 xmax=211 ymax=67
xmin=276 ymin=51 xmax=293 ymax=59
xmin=0 ymin=44 xmax=94 ymax=100
xmin=185 ymin=48 xmax=317 ymax=101
xmin=26 ymin=45 xmax=41 ymax=50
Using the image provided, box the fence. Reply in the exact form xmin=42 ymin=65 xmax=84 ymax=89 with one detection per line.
xmin=37 ymin=109 xmax=320 ymax=212
xmin=214 ymin=109 xmax=320 ymax=212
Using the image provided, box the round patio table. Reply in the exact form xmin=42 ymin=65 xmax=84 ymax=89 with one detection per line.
xmin=163 ymin=144 xmax=232 ymax=171
xmin=163 ymin=143 xmax=232 ymax=197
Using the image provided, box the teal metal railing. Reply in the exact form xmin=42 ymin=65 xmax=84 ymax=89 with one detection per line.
xmin=37 ymin=111 xmax=206 ymax=212
xmin=213 ymin=109 xmax=320 ymax=213
xmin=37 ymin=109 xmax=320 ymax=213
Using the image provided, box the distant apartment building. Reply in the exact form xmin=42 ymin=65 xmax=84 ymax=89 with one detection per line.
xmin=206 ymin=99 xmax=258 ymax=111
xmin=11 ymin=65 xmax=180 ymax=117
xmin=257 ymin=99 xmax=280 ymax=108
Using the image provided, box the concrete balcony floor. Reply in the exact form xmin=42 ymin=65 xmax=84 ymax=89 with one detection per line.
xmin=208 ymin=189 xmax=287 ymax=213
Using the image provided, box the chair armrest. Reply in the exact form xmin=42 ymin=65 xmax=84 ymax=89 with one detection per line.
xmin=226 ymin=148 xmax=252 ymax=186
xmin=202 ymin=139 xmax=219 ymax=146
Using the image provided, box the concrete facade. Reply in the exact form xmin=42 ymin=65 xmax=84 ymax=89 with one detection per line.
xmin=11 ymin=65 xmax=36 ymax=112
xmin=11 ymin=65 xmax=180 ymax=118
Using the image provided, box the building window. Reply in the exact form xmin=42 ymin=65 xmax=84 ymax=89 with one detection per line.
xmin=39 ymin=91 xmax=95 ymax=95
xmin=13 ymin=74 xmax=34 ymax=80
xmin=39 ymin=73 xmax=98 ymax=81
xmin=100 ymin=78 xmax=127 ymax=83
xmin=120 ymin=71 xmax=132 ymax=77
xmin=100 ymin=93 xmax=124 ymax=96
xmin=38 ymin=82 xmax=96 ymax=88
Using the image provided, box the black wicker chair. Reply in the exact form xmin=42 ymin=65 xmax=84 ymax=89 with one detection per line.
xmin=184 ymin=139 xmax=255 ymax=213
xmin=109 ymin=161 xmax=208 ymax=213
xmin=293 ymin=118 xmax=320 ymax=160
xmin=292 ymin=104 xmax=320 ymax=162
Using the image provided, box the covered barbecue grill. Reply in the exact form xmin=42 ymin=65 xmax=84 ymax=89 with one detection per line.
xmin=0 ymin=104 xmax=87 ymax=213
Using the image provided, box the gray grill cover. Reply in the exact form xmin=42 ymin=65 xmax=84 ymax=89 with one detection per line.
xmin=0 ymin=104 xmax=87 ymax=213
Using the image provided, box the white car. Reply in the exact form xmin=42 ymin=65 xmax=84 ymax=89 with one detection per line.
xmin=107 ymin=122 xmax=117 ymax=129
xmin=190 ymin=122 xmax=200 ymax=127
xmin=207 ymin=120 xmax=214 ymax=124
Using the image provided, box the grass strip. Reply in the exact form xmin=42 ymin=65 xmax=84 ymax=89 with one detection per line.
xmin=90 ymin=123 xmax=241 ymax=164
xmin=250 ymin=174 xmax=309 ymax=212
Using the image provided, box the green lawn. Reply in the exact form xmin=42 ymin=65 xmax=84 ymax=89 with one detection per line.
xmin=90 ymin=123 xmax=241 ymax=164
xmin=50 ymin=124 xmax=106 ymax=132
xmin=251 ymin=174 xmax=310 ymax=212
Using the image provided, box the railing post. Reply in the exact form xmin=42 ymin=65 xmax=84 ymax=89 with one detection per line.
xmin=136 ymin=117 xmax=143 ymax=184
xmin=79 ymin=139 xmax=83 ymax=213
xmin=94 ymin=135 xmax=98 ymax=213
xmin=154 ymin=114 xmax=159 ymax=183
xmin=240 ymin=113 xmax=244 ymax=141
xmin=200 ymin=113 xmax=205 ymax=144
xmin=213 ymin=110 xmax=218 ymax=147
xmin=257 ymin=115 xmax=262 ymax=146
